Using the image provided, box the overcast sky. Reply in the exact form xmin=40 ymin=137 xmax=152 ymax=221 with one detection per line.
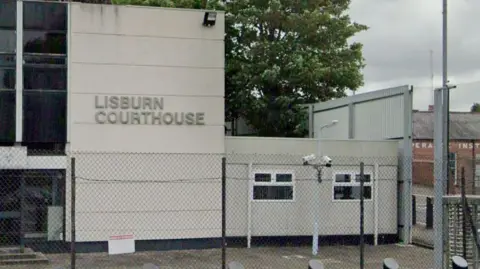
xmin=347 ymin=0 xmax=480 ymax=111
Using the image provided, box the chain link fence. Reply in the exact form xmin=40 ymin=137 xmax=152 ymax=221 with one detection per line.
xmin=0 ymin=151 xmax=445 ymax=268
xmin=412 ymin=154 xmax=480 ymax=255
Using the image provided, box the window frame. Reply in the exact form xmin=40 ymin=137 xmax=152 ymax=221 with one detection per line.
xmin=332 ymin=171 xmax=373 ymax=202
xmin=251 ymin=170 xmax=295 ymax=202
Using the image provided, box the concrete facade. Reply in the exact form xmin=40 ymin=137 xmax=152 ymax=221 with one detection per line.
xmin=64 ymin=3 xmax=225 ymax=243
xmin=68 ymin=3 xmax=225 ymax=153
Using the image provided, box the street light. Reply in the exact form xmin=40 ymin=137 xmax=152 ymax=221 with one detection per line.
xmin=312 ymin=119 xmax=338 ymax=256
xmin=316 ymin=120 xmax=338 ymax=158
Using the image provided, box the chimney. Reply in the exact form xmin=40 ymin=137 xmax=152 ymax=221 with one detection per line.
xmin=428 ymin=105 xmax=434 ymax=112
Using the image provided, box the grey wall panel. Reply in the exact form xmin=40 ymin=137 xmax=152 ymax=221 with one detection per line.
xmin=354 ymin=95 xmax=405 ymax=140
xmin=312 ymin=107 xmax=350 ymax=140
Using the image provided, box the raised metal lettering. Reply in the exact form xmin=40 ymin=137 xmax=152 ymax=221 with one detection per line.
xmin=109 ymin=96 xmax=119 ymax=109
xmin=95 ymin=96 xmax=105 ymax=109
xmin=143 ymin=97 xmax=152 ymax=110
xmin=152 ymin=112 xmax=162 ymax=125
xmin=163 ymin=113 xmax=173 ymax=125
xmin=196 ymin=112 xmax=205 ymax=125
xmin=107 ymin=112 xmax=117 ymax=124
xmin=120 ymin=97 xmax=129 ymax=109
xmin=185 ymin=112 xmax=195 ymax=125
xmin=93 ymin=95 xmax=205 ymax=126
xmin=119 ymin=111 xmax=129 ymax=124
xmin=131 ymin=112 xmax=141 ymax=124
xmin=95 ymin=111 xmax=106 ymax=123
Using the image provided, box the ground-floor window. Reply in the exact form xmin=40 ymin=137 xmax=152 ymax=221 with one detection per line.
xmin=0 ymin=169 xmax=65 ymax=245
xmin=252 ymin=171 xmax=294 ymax=201
xmin=333 ymin=172 xmax=372 ymax=201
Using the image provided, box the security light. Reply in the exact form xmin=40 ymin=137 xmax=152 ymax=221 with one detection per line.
xmin=203 ymin=11 xmax=217 ymax=27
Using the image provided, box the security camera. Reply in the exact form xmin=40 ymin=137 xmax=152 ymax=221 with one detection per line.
xmin=302 ymin=154 xmax=316 ymax=165
xmin=321 ymin=156 xmax=332 ymax=167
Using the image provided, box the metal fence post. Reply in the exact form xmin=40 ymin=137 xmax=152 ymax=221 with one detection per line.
xmin=461 ymin=167 xmax=467 ymax=259
xmin=71 ymin=157 xmax=76 ymax=269
xmin=222 ymin=157 xmax=226 ymax=269
xmin=359 ymin=162 xmax=365 ymax=269
xmin=20 ymin=173 xmax=25 ymax=253
xmin=472 ymin=139 xmax=478 ymax=269
xmin=412 ymin=195 xmax=416 ymax=225
xmin=426 ymin=197 xmax=434 ymax=229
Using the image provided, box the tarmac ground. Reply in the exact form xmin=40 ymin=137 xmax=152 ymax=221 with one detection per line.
xmin=4 ymin=244 xmax=434 ymax=269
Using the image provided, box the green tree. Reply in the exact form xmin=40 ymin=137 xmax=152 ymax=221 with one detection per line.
xmin=225 ymin=0 xmax=367 ymax=137
xmin=471 ymin=103 xmax=480 ymax=112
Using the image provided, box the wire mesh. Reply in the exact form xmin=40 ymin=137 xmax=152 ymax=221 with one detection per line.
xmin=0 ymin=152 xmax=457 ymax=268
xmin=224 ymin=154 xmax=432 ymax=269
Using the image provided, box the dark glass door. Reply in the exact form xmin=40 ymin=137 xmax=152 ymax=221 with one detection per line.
xmin=0 ymin=170 xmax=22 ymax=246
xmin=0 ymin=169 xmax=65 ymax=246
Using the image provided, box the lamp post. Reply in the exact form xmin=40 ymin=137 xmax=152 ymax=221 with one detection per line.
xmin=312 ymin=120 xmax=339 ymax=256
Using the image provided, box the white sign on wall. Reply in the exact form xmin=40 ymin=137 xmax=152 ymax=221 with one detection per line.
xmin=108 ymin=234 xmax=135 ymax=255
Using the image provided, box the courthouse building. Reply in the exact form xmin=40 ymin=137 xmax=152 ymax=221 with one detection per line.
xmin=0 ymin=0 xmax=404 ymax=254
xmin=0 ymin=0 xmax=225 ymax=250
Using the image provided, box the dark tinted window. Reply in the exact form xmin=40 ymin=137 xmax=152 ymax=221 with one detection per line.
xmin=24 ymin=66 xmax=66 ymax=90
xmin=23 ymin=91 xmax=66 ymax=143
xmin=0 ymin=0 xmax=16 ymax=29
xmin=0 ymin=68 xmax=15 ymax=90
xmin=24 ymin=31 xmax=66 ymax=54
xmin=276 ymin=173 xmax=292 ymax=182
xmin=0 ymin=55 xmax=15 ymax=89
xmin=0 ymin=91 xmax=16 ymax=142
xmin=355 ymin=174 xmax=371 ymax=183
xmin=0 ymin=54 xmax=15 ymax=68
xmin=254 ymin=173 xmax=271 ymax=182
xmin=0 ymin=30 xmax=15 ymax=53
xmin=23 ymin=2 xmax=66 ymax=31
xmin=333 ymin=186 xmax=372 ymax=200
xmin=253 ymin=186 xmax=293 ymax=200
xmin=21 ymin=1 xmax=67 ymax=146
xmin=335 ymin=174 xmax=351 ymax=183
xmin=0 ymin=0 xmax=16 ymax=60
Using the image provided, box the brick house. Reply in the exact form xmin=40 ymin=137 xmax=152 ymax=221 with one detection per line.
xmin=412 ymin=111 xmax=480 ymax=194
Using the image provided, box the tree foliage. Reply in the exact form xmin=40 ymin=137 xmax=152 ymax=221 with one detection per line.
xmin=111 ymin=0 xmax=368 ymax=137
xmin=226 ymin=0 xmax=367 ymax=137
xmin=472 ymin=103 xmax=480 ymax=112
